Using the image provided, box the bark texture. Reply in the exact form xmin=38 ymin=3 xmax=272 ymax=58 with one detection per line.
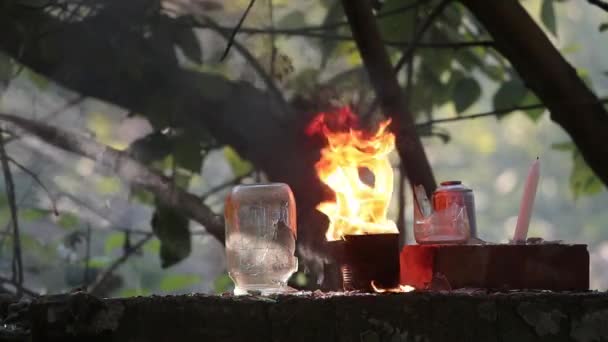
xmin=1 ymin=292 xmax=608 ymax=341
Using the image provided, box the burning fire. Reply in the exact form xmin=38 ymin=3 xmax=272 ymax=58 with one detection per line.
xmin=306 ymin=107 xmax=399 ymax=241
xmin=371 ymin=281 xmax=415 ymax=293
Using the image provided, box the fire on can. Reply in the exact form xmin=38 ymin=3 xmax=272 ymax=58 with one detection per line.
xmin=432 ymin=181 xmax=477 ymax=238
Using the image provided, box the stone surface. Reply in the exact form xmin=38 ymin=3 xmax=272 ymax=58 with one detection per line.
xmin=1 ymin=291 xmax=608 ymax=341
xmin=400 ymin=244 xmax=589 ymax=291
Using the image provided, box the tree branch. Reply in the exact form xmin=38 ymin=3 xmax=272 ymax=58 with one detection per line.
xmin=200 ymin=24 xmax=493 ymax=49
xmin=0 ymin=113 xmax=226 ymax=244
xmin=588 ymin=0 xmax=608 ymax=12
xmin=341 ymin=0 xmax=437 ymax=196
xmin=0 ymin=275 xmax=38 ymax=297
xmin=460 ymin=0 xmax=608 ymax=187
xmin=88 ymin=233 xmax=153 ymax=295
xmin=220 ymin=0 xmax=256 ymax=61
xmin=0 ymin=132 xmax=23 ymax=297
xmin=6 ymin=155 xmax=58 ymax=216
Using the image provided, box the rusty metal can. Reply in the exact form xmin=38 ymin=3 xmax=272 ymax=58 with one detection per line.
xmin=432 ymin=181 xmax=477 ymax=238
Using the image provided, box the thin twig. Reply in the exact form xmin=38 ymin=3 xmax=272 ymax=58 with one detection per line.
xmin=220 ymin=0 xmax=257 ymax=61
xmin=202 ymin=16 xmax=289 ymax=117
xmin=202 ymin=25 xmax=493 ymax=49
xmin=0 ymin=113 xmax=225 ymax=244
xmin=364 ymin=0 xmax=452 ymax=117
xmin=415 ymin=98 xmax=608 ymax=128
xmin=6 ymin=155 xmax=58 ymax=216
xmin=200 ymin=171 xmax=253 ymax=201
xmin=588 ymin=0 xmax=608 ymax=12
xmin=0 ymin=275 xmax=38 ymax=297
xmin=88 ymin=233 xmax=153 ymax=295
xmin=0 ymin=132 xmax=23 ymax=297
xmin=394 ymin=0 xmax=451 ymax=73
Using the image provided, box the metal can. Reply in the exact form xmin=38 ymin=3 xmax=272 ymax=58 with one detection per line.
xmin=432 ymin=181 xmax=477 ymax=238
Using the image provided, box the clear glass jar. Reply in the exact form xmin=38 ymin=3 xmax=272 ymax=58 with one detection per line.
xmin=224 ymin=183 xmax=297 ymax=294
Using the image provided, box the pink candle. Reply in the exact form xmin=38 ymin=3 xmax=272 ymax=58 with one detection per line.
xmin=513 ymin=158 xmax=540 ymax=243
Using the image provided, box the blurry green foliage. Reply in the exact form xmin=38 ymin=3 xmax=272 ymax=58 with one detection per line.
xmin=213 ymin=274 xmax=234 ymax=294
xmin=160 ymin=273 xmax=201 ymax=292
xmin=20 ymin=208 xmax=50 ymax=221
xmin=104 ymin=232 xmax=126 ymax=255
xmin=552 ymin=142 xmax=604 ymax=198
xmin=58 ymin=213 xmax=80 ymax=229
xmin=224 ymin=146 xmax=253 ymax=177
xmin=541 ymin=0 xmax=557 ymax=36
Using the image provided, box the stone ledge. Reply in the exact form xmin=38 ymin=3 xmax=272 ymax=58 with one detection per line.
xmin=1 ymin=291 xmax=607 ymax=341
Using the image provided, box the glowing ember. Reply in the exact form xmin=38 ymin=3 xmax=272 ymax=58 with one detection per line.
xmin=371 ymin=280 xmax=415 ymax=293
xmin=306 ymin=107 xmax=399 ymax=241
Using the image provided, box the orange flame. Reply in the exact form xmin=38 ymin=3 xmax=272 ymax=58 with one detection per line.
xmin=307 ymin=107 xmax=399 ymax=241
xmin=371 ymin=281 xmax=416 ymax=293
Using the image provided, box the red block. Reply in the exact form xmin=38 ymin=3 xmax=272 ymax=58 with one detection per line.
xmin=400 ymin=244 xmax=589 ymax=291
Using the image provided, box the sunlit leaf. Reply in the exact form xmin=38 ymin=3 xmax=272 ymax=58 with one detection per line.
xmin=21 ymin=208 xmax=50 ymax=221
xmin=131 ymin=189 xmax=155 ymax=205
xmin=541 ymin=0 xmax=557 ymax=37
xmin=86 ymin=256 xmax=111 ymax=269
xmin=224 ymin=146 xmax=253 ymax=177
xmin=25 ymin=69 xmax=49 ymax=90
xmin=160 ymin=274 xmax=200 ymax=292
xmin=96 ymin=176 xmax=122 ymax=194
xmin=58 ymin=213 xmax=79 ymax=229
xmin=143 ymin=238 xmax=161 ymax=254
xmin=151 ymin=205 xmax=191 ymax=268
xmin=453 ymin=77 xmax=481 ymax=112
xmin=493 ymin=80 xmax=528 ymax=111
xmin=105 ymin=232 xmax=126 ymax=255
xmin=213 ymin=274 xmax=234 ymax=294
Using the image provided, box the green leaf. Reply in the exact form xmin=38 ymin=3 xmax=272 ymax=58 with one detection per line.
xmin=173 ymin=135 xmax=203 ymax=173
xmin=599 ymin=23 xmax=608 ymax=32
xmin=277 ymin=11 xmax=307 ymax=29
xmin=541 ymin=0 xmax=557 ymax=36
xmin=58 ymin=213 xmax=79 ymax=229
xmin=160 ymin=274 xmax=201 ymax=292
xmin=224 ymin=146 xmax=253 ymax=177
xmin=131 ymin=189 xmax=155 ymax=205
xmin=521 ymin=92 xmax=544 ymax=122
xmin=453 ymin=77 xmax=481 ymax=112
xmin=378 ymin=0 xmax=416 ymax=42
xmin=95 ymin=176 xmax=121 ymax=194
xmin=86 ymin=256 xmax=111 ymax=269
xmin=570 ymin=151 xmax=604 ymax=198
xmin=105 ymin=232 xmax=126 ymax=255
xmin=151 ymin=205 xmax=191 ymax=268
xmin=143 ymin=238 xmax=161 ymax=254
xmin=25 ymin=69 xmax=49 ymax=90
xmin=21 ymin=208 xmax=49 ymax=221
xmin=493 ymin=80 xmax=528 ymax=111
xmin=213 ymin=274 xmax=234 ymax=294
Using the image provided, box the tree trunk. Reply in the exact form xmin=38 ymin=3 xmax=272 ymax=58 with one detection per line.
xmin=460 ymin=0 xmax=608 ymax=186
xmin=340 ymin=0 xmax=437 ymax=196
